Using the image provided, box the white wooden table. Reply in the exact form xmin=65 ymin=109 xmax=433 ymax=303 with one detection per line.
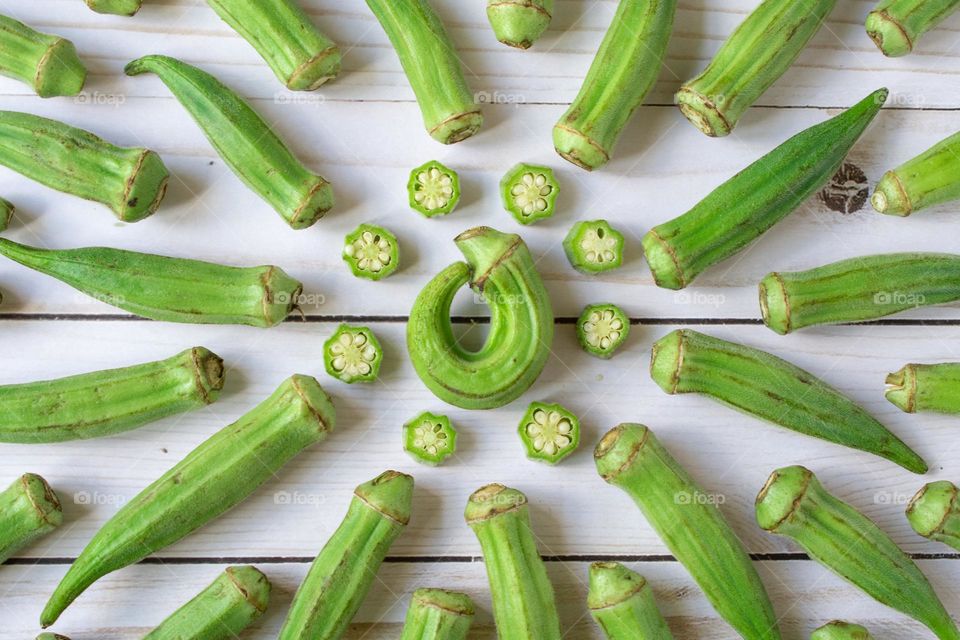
xmin=2 ymin=1 xmax=960 ymax=637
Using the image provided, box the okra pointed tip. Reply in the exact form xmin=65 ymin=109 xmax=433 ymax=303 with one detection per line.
xmin=649 ymin=330 xmax=685 ymax=394
xmin=866 ymin=11 xmax=913 ymax=57
xmin=884 ymin=365 xmax=916 ymax=413
xmin=906 ymin=481 xmax=957 ymax=539
xmin=593 ymin=423 xmax=650 ymax=483
xmin=464 ymin=483 xmax=527 ymax=524
xmin=355 ymin=470 xmax=414 ymax=525
xmin=552 ymin=124 xmax=608 ymax=171
xmin=871 ymin=171 xmax=912 ymax=216
xmin=759 ymin=272 xmax=791 ymax=334
xmin=586 ymin=561 xmax=647 ymax=610
xmin=755 ymin=465 xmax=813 ymax=532
xmin=675 ymin=87 xmax=732 ymax=138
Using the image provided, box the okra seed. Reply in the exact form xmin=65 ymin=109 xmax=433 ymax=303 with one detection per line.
xmin=510 ymin=172 xmax=554 ymax=215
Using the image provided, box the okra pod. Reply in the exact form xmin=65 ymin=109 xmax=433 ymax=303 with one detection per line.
xmin=0 ymin=473 xmax=62 ymax=565
xmin=587 ymin=561 xmax=674 ymax=640
xmin=756 ymin=466 xmax=960 ymax=640
xmin=760 ymin=253 xmax=960 ymax=334
xmin=279 ymin=470 xmax=413 ymax=640
xmin=0 ymin=15 xmax=86 ymax=97
xmin=0 ymin=197 xmax=12 ymax=232
xmin=0 ymin=238 xmax=301 ymax=327
xmin=41 ymin=374 xmax=335 ymax=626
xmin=886 ymin=362 xmax=960 ymax=413
xmin=125 ymin=55 xmax=333 ymax=229
xmin=866 ymin=0 xmax=960 ymax=56
xmin=365 ymin=0 xmax=482 ymax=144
xmin=487 ymin=0 xmax=553 ymax=49
xmin=0 ymin=347 xmax=223 ymax=444
xmin=399 ymin=588 xmax=475 ymax=640
xmin=811 ymin=621 xmax=873 ymax=639
xmin=644 ymin=89 xmax=886 ymax=289
xmin=144 ymin=565 xmax=270 ymax=639
xmin=553 ymin=0 xmax=675 ymax=170
xmin=407 ymin=226 xmax=554 ymax=409
xmin=0 ymin=111 xmax=168 ymax=222
xmin=86 ymin=0 xmax=142 ymax=16
xmin=205 ymin=0 xmax=340 ymax=90
xmin=595 ymin=424 xmax=781 ymax=640
xmin=650 ymin=329 xmax=927 ymax=473
xmin=907 ymin=480 xmax=960 ymax=551
xmin=464 ymin=484 xmax=562 ymax=640
xmin=872 ymin=130 xmax=960 ymax=216
xmin=676 ymin=0 xmax=837 ymax=137
xmin=36 ymin=634 xmax=70 ymax=640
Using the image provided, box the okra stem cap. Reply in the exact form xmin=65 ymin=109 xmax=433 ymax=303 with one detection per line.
xmin=487 ymin=1 xmax=552 ymax=49
xmin=225 ymin=565 xmax=272 ymax=613
xmin=410 ymin=587 xmax=475 ymax=616
xmin=884 ymin=365 xmax=917 ymax=413
xmin=355 ymin=470 xmax=414 ymax=526
xmin=866 ymin=11 xmax=913 ymax=57
xmin=464 ymin=483 xmax=527 ymax=524
xmin=19 ymin=473 xmax=63 ymax=528
xmin=755 ymin=465 xmax=813 ymax=532
xmin=871 ymin=171 xmax=912 ymax=216
xmin=593 ymin=423 xmax=650 ymax=483
xmin=586 ymin=561 xmax=647 ymax=610
xmin=906 ymin=481 xmax=957 ymax=538
xmin=758 ymin=272 xmax=792 ymax=335
xmin=649 ymin=330 xmax=684 ymax=394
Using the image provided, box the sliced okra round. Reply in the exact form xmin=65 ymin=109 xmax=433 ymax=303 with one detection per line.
xmin=343 ymin=224 xmax=399 ymax=281
xmin=577 ymin=303 xmax=629 ymax=359
xmin=0 ymin=198 xmax=13 ymax=232
xmin=500 ymin=163 xmax=559 ymax=225
xmin=563 ymin=220 xmax=624 ymax=274
xmin=518 ymin=401 xmax=579 ymax=464
xmin=403 ymin=411 xmax=457 ymax=466
xmin=408 ymin=160 xmax=460 ymax=217
xmin=324 ymin=324 xmax=383 ymax=384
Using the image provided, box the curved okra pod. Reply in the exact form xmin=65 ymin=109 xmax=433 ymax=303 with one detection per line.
xmin=811 ymin=621 xmax=873 ymax=639
xmin=205 ymin=0 xmax=340 ymax=90
xmin=0 ymin=239 xmax=301 ymax=327
xmin=278 ymin=470 xmax=413 ymax=640
xmin=644 ymin=89 xmax=887 ymax=289
xmin=587 ymin=562 xmax=674 ymax=640
xmin=0 ymin=473 xmax=62 ymax=565
xmin=86 ymin=0 xmax=142 ymax=15
xmin=866 ymin=0 xmax=960 ymax=56
xmin=399 ymin=588 xmax=475 ymax=640
xmin=144 ymin=565 xmax=270 ymax=639
xmin=487 ymin=0 xmax=553 ymax=49
xmin=595 ymin=424 xmax=781 ymax=640
xmin=125 ymin=55 xmax=333 ymax=229
xmin=40 ymin=375 xmax=335 ymax=626
xmin=0 ymin=347 xmax=223 ymax=443
xmin=760 ymin=253 xmax=960 ymax=334
xmin=407 ymin=226 xmax=554 ymax=409
xmin=0 ymin=15 xmax=86 ymax=97
xmin=872 ymin=130 xmax=960 ymax=216
xmin=756 ymin=466 xmax=960 ymax=640
xmin=650 ymin=329 xmax=927 ymax=473
xmin=0 ymin=111 xmax=168 ymax=222
xmin=365 ymin=0 xmax=482 ymax=144
xmin=0 ymin=197 xmax=12 ymax=232
xmin=465 ymin=484 xmax=562 ymax=640
xmin=676 ymin=0 xmax=837 ymax=137
xmin=553 ymin=0 xmax=675 ymax=170
xmin=886 ymin=362 xmax=960 ymax=413
xmin=907 ymin=480 xmax=960 ymax=551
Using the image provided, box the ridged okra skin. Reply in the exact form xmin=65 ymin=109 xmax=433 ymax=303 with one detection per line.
xmin=757 ymin=466 xmax=960 ymax=640
xmin=811 ymin=621 xmax=873 ymax=639
xmin=125 ymin=55 xmax=333 ymax=229
xmin=760 ymin=253 xmax=960 ymax=334
xmin=872 ymin=129 xmax=960 ymax=216
xmin=595 ymin=424 xmax=781 ymax=640
xmin=86 ymin=0 xmax=143 ymax=16
xmin=144 ymin=565 xmax=271 ymax=639
xmin=553 ymin=0 xmax=675 ymax=171
xmin=40 ymin=375 xmax=336 ymax=626
xmin=206 ymin=0 xmax=340 ymax=90
xmin=0 ymin=239 xmax=301 ymax=327
xmin=907 ymin=480 xmax=960 ymax=551
xmin=644 ymin=89 xmax=886 ymax=289
xmin=279 ymin=470 xmax=413 ymax=640
xmin=676 ymin=0 xmax=837 ymax=137
xmin=0 ymin=473 xmax=62 ymax=565
xmin=0 ymin=347 xmax=224 ymax=444
xmin=587 ymin=562 xmax=674 ymax=640
xmin=0 ymin=15 xmax=86 ymax=97
xmin=886 ymin=362 xmax=960 ymax=414
xmin=464 ymin=484 xmax=562 ymax=640
xmin=487 ymin=0 xmax=553 ymax=49
xmin=399 ymin=588 xmax=475 ymax=640
xmin=867 ymin=0 xmax=960 ymax=56
xmin=407 ymin=227 xmax=554 ymax=409
xmin=365 ymin=0 xmax=483 ymax=144
xmin=0 ymin=111 xmax=168 ymax=222
xmin=650 ymin=329 xmax=927 ymax=474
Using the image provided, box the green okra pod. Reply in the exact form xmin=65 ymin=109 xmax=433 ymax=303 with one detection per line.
xmin=595 ymin=424 xmax=781 ymax=640
xmin=0 ymin=197 xmax=12 ymax=232
xmin=811 ymin=621 xmax=873 ymax=639
xmin=760 ymin=253 xmax=960 ymax=334
xmin=125 ymin=55 xmax=333 ymax=229
xmin=587 ymin=562 xmax=674 ymax=640
xmin=36 ymin=634 xmax=70 ymax=640
xmin=279 ymin=470 xmax=413 ymax=640
xmin=487 ymin=0 xmax=553 ymax=49
xmin=365 ymin=0 xmax=482 ymax=144
xmin=872 ymin=129 xmax=960 ymax=216
xmin=676 ymin=0 xmax=837 ymax=137
xmin=644 ymin=89 xmax=887 ymax=289
xmin=886 ymin=362 xmax=960 ymax=414
xmin=399 ymin=588 xmax=475 ymax=640
xmin=0 ymin=239 xmax=301 ymax=327
xmin=553 ymin=0 xmax=675 ymax=171
xmin=86 ymin=0 xmax=142 ymax=16
xmin=0 ymin=347 xmax=223 ymax=444
xmin=144 ymin=565 xmax=271 ymax=639
xmin=0 ymin=473 xmax=62 ymax=565
xmin=41 ymin=374 xmax=335 ymax=626
xmin=464 ymin=484 xmax=562 ymax=640
xmin=0 ymin=15 xmax=86 ymax=97
xmin=907 ymin=480 xmax=960 ymax=551
xmin=407 ymin=226 xmax=554 ymax=409
xmin=206 ymin=0 xmax=340 ymax=90
xmin=0 ymin=111 xmax=168 ymax=222
xmin=650 ymin=329 xmax=927 ymax=474
xmin=757 ymin=466 xmax=960 ymax=640
xmin=866 ymin=0 xmax=960 ymax=56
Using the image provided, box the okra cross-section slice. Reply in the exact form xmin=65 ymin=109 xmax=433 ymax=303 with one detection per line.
xmin=86 ymin=0 xmax=142 ymax=15
xmin=403 ymin=411 xmax=457 ymax=466
xmin=487 ymin=0 xmax=553 ymax=49
xmin=518 ymin=401 xmax=580 ymax=464
xmin=324 ymin=324 xmax=383 ymax=384
xmin=564 ymin=220 xmax=625 ymax=274
xmin=500 ymin=163 xmax=559 ymax=225
xmin=595 ymin=424 xmax=781 ymax=640
xmin=409 ymin=160 xmax=460 ymax=217
xmin=0 ymin=473 xmax=62 ymax=565
xmin=0 ymin=15 xmax=86 ymax=97
xmin=907 ymin=481 xmax=960 ymax=552
xmin=587 ymin=562 xmax=674 ymax=640
xmin=872 ymin=129 xmax=960 ymax=216
xmin=886 ymin=362 xmax=960 ymax=414
xmin=757 ymin=466 xmax=960 ymax=640
xmin=811 ymin=621 xmax=874 ymax=639
xmin=577 ymin=303 xmax=629 ymax=359
xmin=343 ymin=223 xmax=400 ymax=280
xmin=399 ymin=588 xmax=475 ymax=640
xmin=866 ymin=0 xmax=960 ymax=56
xmin=0 ymin=197 xmax=12 ymax=232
